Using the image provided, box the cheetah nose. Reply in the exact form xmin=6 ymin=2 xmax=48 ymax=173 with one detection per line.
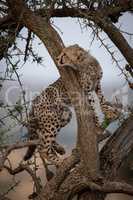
xmin=56 ymin=56 xmax=60 ymax=62
xmin=56 ymin=56 xmax=64 ymax=66
xmin=56 ymin=56 xmax=61 ymax=65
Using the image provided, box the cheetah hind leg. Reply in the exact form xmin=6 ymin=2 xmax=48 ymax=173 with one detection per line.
xmin=24 ymin=141 xmax=63 ymax=166
xmin=37 ymin=131 xmax=63 ymax=167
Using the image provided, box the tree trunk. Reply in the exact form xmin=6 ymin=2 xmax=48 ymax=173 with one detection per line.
xmin=8 ymin=0 xmax=99 ymax=176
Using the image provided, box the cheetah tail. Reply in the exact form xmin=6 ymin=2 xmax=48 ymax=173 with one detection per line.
xmin=23 ymin=145 xmax=36 ymax=161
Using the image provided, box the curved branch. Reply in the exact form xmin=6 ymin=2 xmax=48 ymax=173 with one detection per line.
xmin=67 ymin=180 xmax=133 ymax=200
xmin=4 ymin=164 xmax=42 ymax=193
xmin=94 ymin=16 xmax=133 ymax=70
xmin=0 ymin=140 xmax=39 ymax=170
xmin=49 ymin=165 xmax=133 ymax=200
xmin=39 ymin=2 xmax=133 ymax=19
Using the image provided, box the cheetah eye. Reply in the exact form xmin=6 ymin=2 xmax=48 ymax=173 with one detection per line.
xmin=60 ymin=54 xmax=66 ymax=64
xmin=77 ymin=56 xmax=80 ymax=60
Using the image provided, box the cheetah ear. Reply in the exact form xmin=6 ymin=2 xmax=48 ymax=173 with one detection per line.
xmin=73 ymin=44 xmax=80 ymax=48
xmin=59 ymin=62 xmax=78 ymax=71
xmin=66 ymin=63 xmax=79 ymax=71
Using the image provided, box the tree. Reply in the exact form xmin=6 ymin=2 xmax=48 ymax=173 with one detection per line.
xmin=0 ymin=0 xmax=133 ymax=200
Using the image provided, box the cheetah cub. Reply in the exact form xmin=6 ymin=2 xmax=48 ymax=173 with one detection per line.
xmin=24 ymin=44 xmax=120 ymax=166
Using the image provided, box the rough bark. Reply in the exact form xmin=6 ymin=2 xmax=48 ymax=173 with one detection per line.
xmin=100 ymin=115 xmax=133 ymax=179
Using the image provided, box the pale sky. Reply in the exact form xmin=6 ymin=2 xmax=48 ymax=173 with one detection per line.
xmin=1 ymin=12 xmax=133 ymax=104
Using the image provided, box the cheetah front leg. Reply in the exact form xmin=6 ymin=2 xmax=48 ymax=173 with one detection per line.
xmin=87 ymin=90 xmax=105 ymax=128
xmin=95 ymin=80 xmax=121 ymax=125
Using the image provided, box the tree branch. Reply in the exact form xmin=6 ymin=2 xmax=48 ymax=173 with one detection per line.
xmin=3 ymin=1 xmax=133 ymax=72
xmin=0 ymin=140 xmax=39 ymax=170
xmin=48 ymin=166 xmax=133 ymax=200
xmin=94 ymin=16 xmax=133 ymax=71
xmin=37 ymin=0 xmax=133 ymax=20
xmin=100 ymin=115 xmax=133 ymax=179
xmin=67 ymin=180 xmax=133 ymax=200
xmin=38 ymin=149 xmax=80 ymax=200
xmin=4 ymin=164 xmax=42 ymax=194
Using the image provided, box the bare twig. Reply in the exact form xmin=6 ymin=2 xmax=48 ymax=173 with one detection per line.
xmin=120 ymin=29 xmax=133 ymax=36
xmin=24 ymin=30 xmax=32 ymax=62
xmin=6 ymin=57 xmax=29 ymax=122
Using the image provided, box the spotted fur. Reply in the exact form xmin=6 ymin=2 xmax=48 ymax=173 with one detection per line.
xmin=24 ymin=44 xmax=120 ymax=166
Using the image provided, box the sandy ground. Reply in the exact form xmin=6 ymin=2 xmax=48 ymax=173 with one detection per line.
xmin=0 ymin=149 xmax=46 ymax=200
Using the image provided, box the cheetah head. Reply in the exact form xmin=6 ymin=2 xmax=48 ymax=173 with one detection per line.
xmin=56 ymin=44 xmax=88 ymax=70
